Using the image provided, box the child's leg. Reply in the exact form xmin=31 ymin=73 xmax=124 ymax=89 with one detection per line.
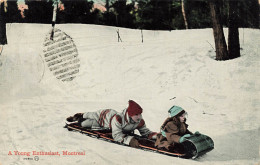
xmin=80 ymin=112 xmax=100 ymax=129
xmin=80 ymin=119 xmax=99 ymax=128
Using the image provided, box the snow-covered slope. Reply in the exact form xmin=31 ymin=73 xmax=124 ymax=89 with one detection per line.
xmin=0 ymin=24 xmax=259 ymax=165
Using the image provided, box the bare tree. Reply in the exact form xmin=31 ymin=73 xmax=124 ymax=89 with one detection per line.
xmin=0 ymin=1 xmax=7 ymax=45
xmin=209 ymin=0 xmax=228 ymax=60
xmin=228 ymin=0 xmax=240 ymax=59
xmin=181 ymin=0 xmax=188 ymax=29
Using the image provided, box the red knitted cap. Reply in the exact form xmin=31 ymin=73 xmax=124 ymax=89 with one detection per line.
xmin=127 ymin=100 xmax=143 ymax=117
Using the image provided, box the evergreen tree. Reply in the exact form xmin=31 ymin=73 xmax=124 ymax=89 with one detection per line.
xmin=111 ymin=0 xmax=136 ymax=28
xmin=24 ymin=0 xmax=53 ymax=23
xmin=105 ymin=0 xmax=110 ymax=12
xmin=170 ymin=0 xmax=185 ymax=30
xmin=59 ymin=0 xmax=94 ymax=23
xmin=135 ymin=0 xmax=152 ymax=29
xmin=228 ymin=0 xmax=240 ymax=59
xmin=0 ymin=1 xmax=7 ymax=45
xmin=136 ymin=0 xmax=186 ymax=30
xmin=150 ymin=0 xmax=176 ymax=30
xmin=5 ymin=0 xmax=22 ymax=23
xmin=91 ymin=8 xmax=103 ymax=25
xmin=136 ymin=0 xmax=173 ymax=30
xmin=186 ymin=0 xmax=211 ymax=29
xmin=218 ymin=0 xmax=259 ymax=28
xmin=102 ymin=10 xmax=117 ymax=26
xmin=237 ymin=0 xmax=259 ymax=28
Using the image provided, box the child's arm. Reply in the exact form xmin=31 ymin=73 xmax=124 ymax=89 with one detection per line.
xmin=137 ymin=119 xmax=157 ymax=139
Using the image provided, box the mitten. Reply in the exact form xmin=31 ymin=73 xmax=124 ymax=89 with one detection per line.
xmin=179 ymin=134 xmax=191 ymax=143
xmin=129 ymin=137 xmax=140 ymax=148
xmin=148 ymin=132 xmax=158 ymax=140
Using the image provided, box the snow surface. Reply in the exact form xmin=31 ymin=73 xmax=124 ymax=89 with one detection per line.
xmin=0 ymin=23 xmax=259 ymax=165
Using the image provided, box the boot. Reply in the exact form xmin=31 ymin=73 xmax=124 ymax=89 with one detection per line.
xmin=66 ymin=113 xmax=83 ymax=122
xmin=78 ymin=117 xmax=86 ymax=125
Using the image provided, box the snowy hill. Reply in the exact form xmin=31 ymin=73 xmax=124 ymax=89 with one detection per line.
xmin=0 ymin=23 xmax=259 ymax=165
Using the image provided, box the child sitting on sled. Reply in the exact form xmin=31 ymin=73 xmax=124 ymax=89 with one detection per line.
xmin=67 ymin=100 xmax=157 ymax=148
xmin=155 ymin=106 xmax=197 ymax=153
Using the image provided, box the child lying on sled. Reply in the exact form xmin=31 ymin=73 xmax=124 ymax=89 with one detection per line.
xmin=155 ymin=106 xmax=200 ymax=153
xmin=67 ymin=100 xmax=158 ymax=148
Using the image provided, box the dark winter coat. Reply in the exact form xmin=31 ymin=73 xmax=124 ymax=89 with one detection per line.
xmin=154 ymin=117 xmax=192 ymax=150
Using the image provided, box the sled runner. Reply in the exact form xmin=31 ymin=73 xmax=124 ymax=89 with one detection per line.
xmin=64 ymin=123 xmax=187 ymax=158
xmin=64 ymin=123 xmax=213 ymax=159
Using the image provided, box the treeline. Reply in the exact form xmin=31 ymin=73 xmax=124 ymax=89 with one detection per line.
xmin=4 ymin=0 xmax=260 ymax=30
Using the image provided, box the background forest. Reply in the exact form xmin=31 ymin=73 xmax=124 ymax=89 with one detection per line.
xmin=2 ymin=0 xmax=260 ymax=30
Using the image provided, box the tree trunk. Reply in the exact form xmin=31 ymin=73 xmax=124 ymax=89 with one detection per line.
xmin=105 ymin=0 xmax=110 ymax=12
xmin=209 ymin=0 xmax=228 ymax=60
xmin=228 ymin=1 xmax=240 ymax=59
xmin=0 ymin=2 xmax=7 ymax=45
xmin=181 ymin=0 xmax=188 ymax=29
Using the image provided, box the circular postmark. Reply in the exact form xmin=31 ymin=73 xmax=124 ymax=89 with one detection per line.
xmin=34 ymin=156 xmax=39 ymax=161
